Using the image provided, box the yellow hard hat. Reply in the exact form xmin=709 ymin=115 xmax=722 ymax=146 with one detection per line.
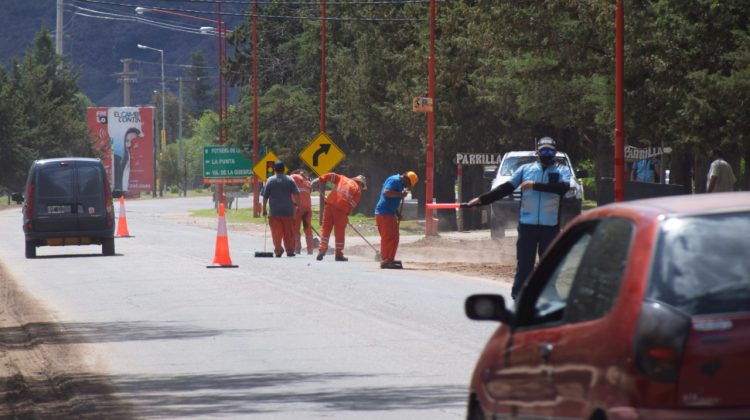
xmin=406 ymin=171 xmax=419 ymax=188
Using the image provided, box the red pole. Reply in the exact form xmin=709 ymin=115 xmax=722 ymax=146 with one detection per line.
xmin=252 ymin=1 xmax=260 ymax=217
xmin=223 ymin=23 xmax=229 ymax=144
xmin=614 ymin=0 xmax=625 ymax=202
xmin=320 ymin=0 xmax=326 ymax=133
xmin=217 ymin=0 xmax=224 ymax=206
xmin=425 ymin=0 xmax=436 ymax=235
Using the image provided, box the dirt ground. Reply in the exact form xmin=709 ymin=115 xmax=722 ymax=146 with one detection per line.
xmin=163 ymin=212 xmax=517 ymax=284
xmin=0 ymin=214 xmax=513 ymax=417
xmin=0 ymin=264 xmax=132 ymax=418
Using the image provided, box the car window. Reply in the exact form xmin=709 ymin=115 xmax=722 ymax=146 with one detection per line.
xmin=38 ymin=166 xmax=74 ymax=198
xmin=515 ymin=221 xmax=598 ymax=327
xmin=515 ymin=217 xmax=633 ymax=328
xmin=78 ymin=166 xmax=103 ymax=197
xmin=648 ymin=212 xmax=750 ymax=316
xmin=564 ymin=218 xmax=634 ymax=323
xmin=534 ymin=233 xmax=591 ymax=319
xmin=499 ymin=156 xmax=568 ymax=176
xmin=77 ymin=166 xmax=105 ymax=215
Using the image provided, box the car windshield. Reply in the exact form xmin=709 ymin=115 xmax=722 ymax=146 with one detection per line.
xmin=648 ymin=212 xmax=750 ymax=316
xmin=498 ymin=156 xmax=568 ymax=176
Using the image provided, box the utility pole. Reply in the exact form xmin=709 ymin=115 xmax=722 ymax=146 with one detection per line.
xmin=116 ymin=59 xmax=138 ymax=106
xmin=56 ymin=0 xmax=63 ymax=55
xmin=178 ymin=77 xmax=186 ymax=196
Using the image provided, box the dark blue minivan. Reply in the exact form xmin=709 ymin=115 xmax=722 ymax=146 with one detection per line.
xmin=12 ymin=158 xmax=117 ymax=258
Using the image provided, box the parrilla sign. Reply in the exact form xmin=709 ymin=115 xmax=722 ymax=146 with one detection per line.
xmin=456 ymin=153 xmax=502 ymax=165
xmin=625 ymin=146 xmax=672 ymax=161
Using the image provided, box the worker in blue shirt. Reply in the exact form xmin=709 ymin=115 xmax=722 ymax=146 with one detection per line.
xmin=466 ymin=137 xmax=572 ymax=300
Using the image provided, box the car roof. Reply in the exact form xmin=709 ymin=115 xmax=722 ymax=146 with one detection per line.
xmin=587 ymin=192 xmax=750 ymax=220
xmin=35 ymin=157 xmax=102 ymax=165
xmin=504 ymin=150 xmax=568 ymax=157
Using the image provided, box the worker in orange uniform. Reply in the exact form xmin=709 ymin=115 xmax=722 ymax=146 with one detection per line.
xmin=262 ymin=161 xmax=300 ymax=257
xmin=375 ymin=171 xmax=418 ymax=269
xmin=290 ymin=169 xmax=315 ymax=255
xmin=314 ymin=173 xmax=367 ymax=262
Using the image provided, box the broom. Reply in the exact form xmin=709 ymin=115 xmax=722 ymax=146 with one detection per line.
xmin=347 ymin=222 xmax=381 ymax=261
xmin=254 ymin=216 xmax=274 ymax=258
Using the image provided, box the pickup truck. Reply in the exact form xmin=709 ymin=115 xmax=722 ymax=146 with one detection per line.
xmin=485 ymin=150 xmax=587 ymax=238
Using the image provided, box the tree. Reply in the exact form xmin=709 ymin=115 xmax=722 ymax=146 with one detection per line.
xmin=185 ymin=51 xmax=216 ymax=119
xmin=0 ymin=27 xmax=93 ymax=191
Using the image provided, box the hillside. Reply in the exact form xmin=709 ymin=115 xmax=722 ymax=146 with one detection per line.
xmin=0 ymin=0 xmax=246 ymax=106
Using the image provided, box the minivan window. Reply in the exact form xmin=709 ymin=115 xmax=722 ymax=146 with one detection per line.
xmin=38 ymin=166 xmax=74 ymax=198
xmin=499 ymin=156 xmax=567 ymax=176
xmin=649 ymin=212 xmax=750 ymax=316
xmin=77 ymin=166 xmax=105 ymax=216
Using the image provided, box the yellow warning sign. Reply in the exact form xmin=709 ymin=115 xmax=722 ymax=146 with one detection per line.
xmin=252 ymin=150 xmax=281 ymax=183
xmin=299 ymin=132 xmax=345 ymax=176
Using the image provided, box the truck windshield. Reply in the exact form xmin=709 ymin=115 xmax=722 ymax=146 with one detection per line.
xmin=499 ymin=156 xmax=567 ymax=176
xmin=648 ymin=212 xmax=750 ymax=316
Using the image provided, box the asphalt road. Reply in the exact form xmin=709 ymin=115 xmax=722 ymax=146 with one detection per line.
xmin=0 ymin=196 xmax=509 ymax=418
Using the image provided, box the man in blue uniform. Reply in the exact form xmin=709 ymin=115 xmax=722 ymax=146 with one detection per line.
xmin=466 ymin=137 xmax=572 ymax=299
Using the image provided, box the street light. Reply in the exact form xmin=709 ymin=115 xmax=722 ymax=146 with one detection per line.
xmin=137 ymin=43 xmax=166 ymax=196
xmin=136 ymin=5 xmax=230 ymax=207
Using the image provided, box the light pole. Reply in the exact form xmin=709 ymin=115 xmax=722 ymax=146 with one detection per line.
xmin=137 ymin=5 xmax=228 ymax=206
xmin=137 ymin=43 xmax=166 ymax=196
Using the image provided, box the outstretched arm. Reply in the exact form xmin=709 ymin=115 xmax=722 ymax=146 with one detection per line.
xmin=466 ymin=181 xmax=515 ymax=207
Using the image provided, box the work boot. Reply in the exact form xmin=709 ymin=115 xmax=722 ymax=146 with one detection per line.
xmin=335 ymin=254 xmax=348 ymax=262
xmin=316 ymin=251 xmax=325 ymax=261
xmin=307 ymin=249 xmax=314 ymax=255
xmin=287 ymin=253 xmax=296 ymax=257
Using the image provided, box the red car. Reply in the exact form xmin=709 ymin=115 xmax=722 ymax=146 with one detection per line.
xmin=465 ymin=192 xmax=750 ymax=419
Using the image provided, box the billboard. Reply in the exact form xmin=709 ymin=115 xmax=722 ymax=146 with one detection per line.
xmin=87 ymin=107 xmax=155 ymax=192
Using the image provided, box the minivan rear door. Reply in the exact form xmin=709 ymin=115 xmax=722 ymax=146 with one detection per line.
xmin=34 ymin=162 xmax=78 ymax=232
xmin=75 ymin=164 xmax=107 ymax=231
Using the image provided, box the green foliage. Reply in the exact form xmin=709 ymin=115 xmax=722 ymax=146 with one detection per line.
xmin=159 ymin=111 xmax=220 ymax=193
xmin=0 ymin=27 xmax=93 ymax=191
xmin=185 ymin=51 xmax=216 ymax=119
xmin=215 ymin=0 xmax=749 ymax=198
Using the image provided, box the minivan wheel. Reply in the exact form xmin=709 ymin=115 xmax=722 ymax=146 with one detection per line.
xmin=102 ymin=238 xmax=115 ymax=256
xmin=25 ymin=242 xmax=36 ymax=259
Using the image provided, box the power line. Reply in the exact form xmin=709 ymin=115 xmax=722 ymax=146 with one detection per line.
xmin=67 ymin=3 xmax=214 ymax=34
xmin=74 ymin=0 xmax=427 ymax=22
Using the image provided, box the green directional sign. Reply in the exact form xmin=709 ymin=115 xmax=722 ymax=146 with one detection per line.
xmin=203 ymin=145 xmax=253 ymax=179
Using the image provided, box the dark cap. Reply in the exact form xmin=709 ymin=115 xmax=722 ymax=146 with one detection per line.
xmin=273 ymin=161 xmax=285 ymax=171
xmin=536 ymin=137 xmax=556 ymax=150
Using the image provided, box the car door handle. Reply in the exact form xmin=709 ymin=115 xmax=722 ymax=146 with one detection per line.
xmin=539 ymin=343 xmax=553 ymax=362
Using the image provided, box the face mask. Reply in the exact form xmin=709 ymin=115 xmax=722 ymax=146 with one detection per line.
xmin=539 ymin=149 xmax=555 ymax=166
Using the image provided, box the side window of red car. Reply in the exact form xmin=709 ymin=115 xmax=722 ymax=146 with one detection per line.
xmin=516 ymin=221 xmax=598 ymax=327
xmin=564 ymin=218 xmax=634 ymax=323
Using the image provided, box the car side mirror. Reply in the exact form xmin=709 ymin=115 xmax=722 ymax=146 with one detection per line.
xmin=575 ymin=169 xmax=589 ymax=178
xmin=11 ymin=192 xmax=23 ymax=204
xmin=112 ymin=190 xmax=123 ymax=199
xmin=465 ymin=294 xmax=514 ymax=324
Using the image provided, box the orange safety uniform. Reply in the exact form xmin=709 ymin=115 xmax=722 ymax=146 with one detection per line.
xmin=318 ymin=173 xmax=362 ymax=256
xmin=291 ymin=173 xmax=314 ymax=254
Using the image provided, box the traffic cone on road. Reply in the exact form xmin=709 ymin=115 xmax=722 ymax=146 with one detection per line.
xmin=207 ymin=203 xmax=238 ymax=268
xmin=115 ymin=196 xmax=134 ymax=238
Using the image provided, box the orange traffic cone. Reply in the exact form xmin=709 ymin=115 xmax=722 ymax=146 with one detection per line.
xmin=207 ymin=203 xmax=238 ymax=268
xmin=115 ymin=196 xmax=134 ymax=238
